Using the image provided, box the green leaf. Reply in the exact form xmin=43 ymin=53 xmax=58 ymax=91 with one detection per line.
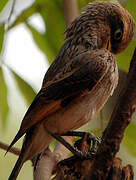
xmin=123 ymin=122 xmax=136 ymax=156
xmin=38 ymin=0 xmax=65 ymax=63
xmin=0 ymin=24 xmax=5 ymax=55
xmin=0 ymin=66 xmax=9 ymax=127
xmin=9 ymin=68 xmax=36 ymax=106
xmin=9 ymin=4 xmax=38 ymax=30
xmin=26 ymin=23 xmax=56 ymax=64
xmin=0 ymin=0 xmax=9 ymax=13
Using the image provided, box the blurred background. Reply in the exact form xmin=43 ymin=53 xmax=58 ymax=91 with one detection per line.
xmin=0 ymin=0 xmax=136 ymax=179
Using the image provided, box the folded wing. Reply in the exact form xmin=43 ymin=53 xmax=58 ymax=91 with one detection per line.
xmin=7 ymin=49 xmax=113 ymax=152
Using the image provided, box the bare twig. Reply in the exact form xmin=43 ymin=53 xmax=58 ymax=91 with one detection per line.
xmin=88 ymin=48 xmax=136 ymax=179
xmin=7 ymin=0 xmax=16 ymax=27
xmin=0 ymin=141 xmax=20 ymax=156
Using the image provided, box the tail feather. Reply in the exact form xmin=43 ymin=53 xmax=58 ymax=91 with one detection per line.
xmin=8 ymin=152 xmax=25 ymax=180
xmin=5 ymin=130 xmax=24 ymax=156
xmin=8 ymin=122 xmax=53 ymax=179
xmin=8 ymin=134 xmax=29 ymax=180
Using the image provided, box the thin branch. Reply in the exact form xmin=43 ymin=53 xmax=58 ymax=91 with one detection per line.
xmin=88 ymin=48 xmax=136 ymax=179
xmin=0 ymin=141 xmax=20 ymax=156
xmin=7 ymin=0 xmax=16 ymax=27
xmin=63 ymin=0 xmax=79 ymax=27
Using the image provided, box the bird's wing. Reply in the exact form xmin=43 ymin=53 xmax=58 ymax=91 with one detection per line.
xmin=7 ymin=49 xmax=113 ymax=152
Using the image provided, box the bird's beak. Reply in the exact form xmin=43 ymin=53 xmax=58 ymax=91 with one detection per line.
xmin=106 ymin=40 xmax=111 ymax=52
xmin=103 ymin=37 xmax=111 ymax=52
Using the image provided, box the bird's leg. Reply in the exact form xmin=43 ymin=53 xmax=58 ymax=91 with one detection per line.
xmin=62 ymin=131 xmax=100 ymax=154
xmin=46 ymin=129 xmax=100 ymax=159
xmin=46 ymin=129 xmax=86 ymax=158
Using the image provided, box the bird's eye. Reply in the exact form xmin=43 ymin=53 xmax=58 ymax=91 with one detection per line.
xmin=114 ymin=29 xmax=123 ymax=40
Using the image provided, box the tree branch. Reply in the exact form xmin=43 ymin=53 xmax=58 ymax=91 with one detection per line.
xmin=88 ymin=47 xmax=136 ymax=179
xmin=34 ymin=137 xmax=73 ymax=180
xmin=62 ymin=0 xmax=79 ymax=27
xmin=0 ymin=141 xmax=20 ymax=156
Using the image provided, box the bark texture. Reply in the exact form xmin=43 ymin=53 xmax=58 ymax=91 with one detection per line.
xmin=53 ymin=132 xmax=134 ymax=180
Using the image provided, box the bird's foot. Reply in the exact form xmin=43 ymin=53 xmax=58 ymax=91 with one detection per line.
xmin=57 ymin=132 xmax=100 ymax=168
xmin=46 ymin=128 xmax=100 ymax=159
xmin=73 ymin=131 xmax=100 ymax=159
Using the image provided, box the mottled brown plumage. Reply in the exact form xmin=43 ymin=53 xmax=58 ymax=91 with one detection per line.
xmin=8 ymin=2 xmax=134 ymax=179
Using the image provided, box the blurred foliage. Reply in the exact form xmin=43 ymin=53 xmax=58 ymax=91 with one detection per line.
xmin=117 ymin=40 xmax=136 ymax=71
xmin=0 ymin=0 xmax=9 ymax=12
xmin=9 ymin=67 xmax=36 ymax=106
xmin=117 ymin=0 xmax=136 ymax=71
xmin=0 ymin=1 xmax=136 ymax=178
xmin=0 ymin=24 xmax=5 ymax=54
xmin=0 ymin=67 xmax=9 ymax=127
xmin=124 ymin=122 xmax=136 ymax=156
xmin=125 ymin=0 xmax=136 ymax=22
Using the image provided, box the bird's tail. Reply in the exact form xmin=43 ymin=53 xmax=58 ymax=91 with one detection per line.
xmin=8 ymin=123 xmax=53 ymax=179
xmin=8 ymin=133 xmax=29 ymax=180
xmin=8 ymin=152 xmax=25 ymax=180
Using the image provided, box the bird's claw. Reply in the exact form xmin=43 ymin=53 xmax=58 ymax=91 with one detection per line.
xmin=74 ymin=149 xmax=95 ymax=159
xmin=73 ymin=132 xmax=101 ymax=159
xmin=87 ymin=133 xmax=101 ymax=153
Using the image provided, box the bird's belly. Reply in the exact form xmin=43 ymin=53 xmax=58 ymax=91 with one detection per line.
xmin=44 ymin=68 xmax=118 ymax=134
xmin=45 ymin=95 xmax=96 ymax=133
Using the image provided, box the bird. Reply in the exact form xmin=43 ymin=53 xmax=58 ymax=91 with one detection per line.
xmin=7 ymin=1 xmax=135 ymax=179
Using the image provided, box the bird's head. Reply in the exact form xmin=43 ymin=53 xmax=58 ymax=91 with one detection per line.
xmin=101 ymin=2 xmax=135 ymax=54
xmin=66 ymin=2 xmax=135 ymax=55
